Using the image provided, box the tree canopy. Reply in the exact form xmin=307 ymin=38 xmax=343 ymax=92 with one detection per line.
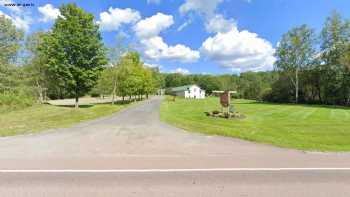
xmin=0 ymin=16 xmax=23 ymax=92
xmin=40 ymin=3 xmax=107 ymax=107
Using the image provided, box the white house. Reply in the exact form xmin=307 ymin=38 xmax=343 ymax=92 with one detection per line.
xmin=170 ymin=84 xmax=205 ymax=99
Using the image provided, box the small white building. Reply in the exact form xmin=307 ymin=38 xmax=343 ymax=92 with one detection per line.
xmin=170 ymin=84 xmax=205 ymax=99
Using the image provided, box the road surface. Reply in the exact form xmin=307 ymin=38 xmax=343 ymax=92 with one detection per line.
xmin=1 ymin=96 xmax=350 ymax=196
xmin=1 ymin=170 xmax=350 ymax=197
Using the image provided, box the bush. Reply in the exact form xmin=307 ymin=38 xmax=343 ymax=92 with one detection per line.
xmin=262 ymin=76 xmax=294 ymax=103
xmin=90 ymin=92 xmax=100 ymax=98
xmin=212 ymin=110 xmax=220 ymax=114
xmin=0 ymin=90 xmax=35 ymax=111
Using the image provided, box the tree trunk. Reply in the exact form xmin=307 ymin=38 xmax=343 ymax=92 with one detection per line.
xmin=39 ymin=90 xmax=43 ymax=104
xmin=111 ymin=80 xmax=117 ymax=105
xmin=35 ymin=80 xmax=44 ymax=104
xmin=75 ymin=96 xmax=79 ymax=109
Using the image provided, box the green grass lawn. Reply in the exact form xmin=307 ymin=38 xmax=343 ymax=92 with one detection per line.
xmin=0 ymin=102 xmax=133 ymax=137
xmin=160 ymin=97 xmax=350 ymax=152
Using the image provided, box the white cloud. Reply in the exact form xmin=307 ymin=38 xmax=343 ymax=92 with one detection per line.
xmin=205 ymin=14 xmax=235 ymax=33
xmin=144 ymin=62 xmax=162 ymax=69
xmin=0 ymin=1 xmax=32 ymax=31
xmin=201 ymin=25 xmax=276 ymax=72
xmin=133 ymin=12 xmax=173 ymax=38
xmin=11 ymin=15 xmax=30 ymax=30
xmin=0 ymin=10 xmax=30 ymax=31
xmin=38 ymin=4 xmax=61 ymax=22
xmin=140 ymin=36 xmax=200 ymax=62
xmin=134 ymin=13 xmax=200 ymax=63
xmin=178 ymin=0 xmax=273 ymax=72
xmin=179 ymin=0 xmax=223 ymax=16
xmin=98 ymin=7 xmax=141 ymax=31
xmin=147 ymin=0 xmax=161 ymax=4
xmin=171 ymin=67 xmax=190 ymax=75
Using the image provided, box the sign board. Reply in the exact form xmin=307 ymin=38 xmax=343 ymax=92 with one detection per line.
xmin=220 ymin=91 xmax=230 ymax=107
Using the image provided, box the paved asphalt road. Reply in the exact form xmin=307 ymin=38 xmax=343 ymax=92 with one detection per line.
xmin=1 ymin=96 xmax=350 ymax=196
xmin=1 ymin=170 xmax=350 ymax=197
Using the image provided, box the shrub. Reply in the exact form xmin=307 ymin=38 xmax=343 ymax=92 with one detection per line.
xmin=0 ymin=89 xmax=35 ymax=111
xmin=90 ymin=92 xmax=100 ymax=98
xmin=212 ymin=110 xmax=220 ymax=114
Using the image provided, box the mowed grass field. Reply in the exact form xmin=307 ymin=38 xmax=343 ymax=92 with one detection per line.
xmin=0 ymin=102 xmax=132 ymax=137
xmin=160 ymin=97 xmax=350 ymax=151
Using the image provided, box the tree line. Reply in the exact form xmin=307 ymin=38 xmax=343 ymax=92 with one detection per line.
xmin=162 ymin=72 xmax=277 ymax=100
xmin=163 ymin=11 xmax=350 ymax=106
xmin=1 ymin=6 xmax=349 ymax=109
xmin=0 ymin=3 xmax=161 ymax=109
xmin=272 ymin=11 xmax=350 ymax=105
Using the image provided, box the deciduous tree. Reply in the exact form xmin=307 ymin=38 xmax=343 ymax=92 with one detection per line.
xmin=275 ymin=24 xmax=316 ymax=103
xmin=40 ymin=4 xmax=107 ymax=108
xmin=0 ymin=16 xmax=23 ymax=92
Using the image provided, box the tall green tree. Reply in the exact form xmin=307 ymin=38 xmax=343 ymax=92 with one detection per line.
xmin=141 ymin=67 xmax=156 ymax=98
xmin=107 ymin=37 xmax=128 ymax=104
xmin=122 ymin=52 xmax=144 ymax=99
xmin=0 ymin=16 xmax=24 ymax=92
xmin=24 ymin=31 xmax=49 ymax=103
xmin=320 ymin=11 xmax=350 ymax=105
xmin=40 ymin=4 xmax=107 ymax=108
xmin=275 ymin=24 xmax=316 ymax=103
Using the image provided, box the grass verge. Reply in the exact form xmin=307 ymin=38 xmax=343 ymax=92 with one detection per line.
xmin=160 ymin=96 xmax=350 ymax=152
xmin=0 ymin=101 xmax=134 ymax=137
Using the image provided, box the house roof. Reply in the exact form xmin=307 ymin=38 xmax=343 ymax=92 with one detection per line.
xmin=171 ymin=84 xmax=199 ymax=92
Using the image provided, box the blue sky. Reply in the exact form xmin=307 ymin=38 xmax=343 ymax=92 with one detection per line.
xmin=1 ymin=0 xmax=350 ymax=74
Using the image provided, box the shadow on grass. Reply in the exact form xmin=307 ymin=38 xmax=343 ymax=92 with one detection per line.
xmin=112 ymin=100 xmax=134 ymax=105
xmin=48 ymin=99 xmax=137 ymax=108
xmin=97 ymin=99 xmax=139 ymax=105
xmin=53 ymin=104 xmax=94 ymax=108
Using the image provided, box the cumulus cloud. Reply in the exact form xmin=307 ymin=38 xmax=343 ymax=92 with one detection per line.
xmin=11 ymin=15 xmax=31 ymax=30
xmin=171 ymin=67 xmax=190 ymax=75
xmin=179 ymin=0 xmax=223 ymax=16
xmin=201 ymin=25 xmax=276 ymax=72
xmin=140 ymin=36 xmax=200 ymax=62
xmin=98 ymin=7 xmax=141 ymax=31
xmin=38 ymin=4 xmax=61 ymax=22
xmin=0 ymin=0 xmax=32 ymax=31
xmin=205 ymin=14 xmax=235 ymax=33
xmin=0 ymin=9 xmax=31 ymax=31
xmin=133 ymin=12 xmax=173 ymax=38
xmin=133 ymin=13 xmax=200 ymax=63
xmin=178 ymin=0 xmax=274 ymax=71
